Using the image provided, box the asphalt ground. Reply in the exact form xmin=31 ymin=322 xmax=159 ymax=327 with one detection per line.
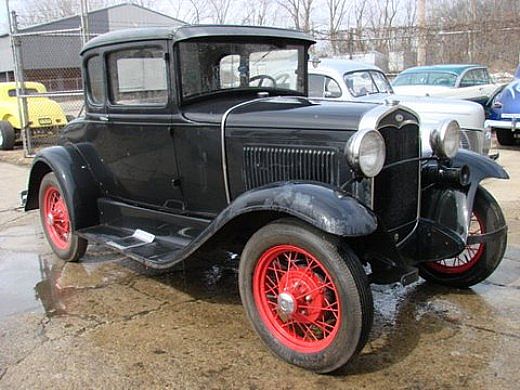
xmin=0 ymin=147 xmax=518 ymax=389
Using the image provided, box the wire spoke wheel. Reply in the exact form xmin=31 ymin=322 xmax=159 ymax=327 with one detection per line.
xmin=43 ymin=186 xmax=71 ymax=250
xmin=253 ymin=244 xmax=341 ymax=353
xmin=426 ymin=213 xmax=484 ymax=274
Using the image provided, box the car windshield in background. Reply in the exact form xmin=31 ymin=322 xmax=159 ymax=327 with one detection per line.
xmin=393 ymin=72 xmax=457 ymax=87
xmin=179 ymin=41 xmax=306 ymax=99
xmin=8 ymin=88 xmax=39 ymax=97
xmin=343 ymin=70 xmax=393 ymax=97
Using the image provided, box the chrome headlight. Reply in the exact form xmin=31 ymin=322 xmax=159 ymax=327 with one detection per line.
xmin=430 ymin=120 xmax=461 ymax=159
xmin=346 ymin=129 xmax=386 ymax=178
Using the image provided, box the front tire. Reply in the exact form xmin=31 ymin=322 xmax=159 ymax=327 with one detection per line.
xmin=39 ymin=172 xmax=87 ymax=262
xmin=0 ymin=120 xmax=15 ymax=150
xmin=239 ymin=219 xmax=373 ymax=373
xmin=420 ymin=186 xmax=507 ymax=288
xmin=495 ymin=128 xmax=515 ymax=146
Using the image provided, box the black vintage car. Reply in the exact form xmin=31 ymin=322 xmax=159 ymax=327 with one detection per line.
xmin=24 ymin=25 xmax=508 ymax=373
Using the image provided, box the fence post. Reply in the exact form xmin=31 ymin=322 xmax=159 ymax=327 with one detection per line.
xmin=9 ymin=10 xmax=32 ymax=156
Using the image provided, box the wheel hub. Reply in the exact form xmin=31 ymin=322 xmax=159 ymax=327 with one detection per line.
xmin=277 ymin=292 xmax=296 ymax=315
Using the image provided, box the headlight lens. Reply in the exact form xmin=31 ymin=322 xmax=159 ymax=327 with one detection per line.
xmin=430 ymin=119 xmax=461 ymax=159
xmin=346 ymin=129 xmax=386 ymax=177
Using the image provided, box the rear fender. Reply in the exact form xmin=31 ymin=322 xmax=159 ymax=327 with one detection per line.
xmin=25 ymin=145 xmax=100 ymax=230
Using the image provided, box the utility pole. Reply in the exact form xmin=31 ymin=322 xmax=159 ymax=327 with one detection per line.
xmin=6 ymin=1 xmax=32 ymax=155
xmin=417 ymin=0 xmax=426 ymax=66
xmin=79 ymin=0 xmax=89 ymax=44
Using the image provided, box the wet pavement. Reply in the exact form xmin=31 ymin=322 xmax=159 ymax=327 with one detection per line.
xmin=0 ymin=149 xmax=519 ymax=389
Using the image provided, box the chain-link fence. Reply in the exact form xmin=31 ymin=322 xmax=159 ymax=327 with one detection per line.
xmin=9 ymin=26 xmax=86 ymax=155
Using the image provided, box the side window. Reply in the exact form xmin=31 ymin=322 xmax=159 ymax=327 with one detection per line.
xmin=220 ymin=54 xmax=241 ymax=89
xmin=107 ymin=47 xmax=168 ymax=106
xmin=86 ymin=55 xmax=105 ymax=105
xmin=460 ymin=70 xmax=478 ymax=87
xmin=324 ymin=77 xmax=342 ymax=98
xmin=309 ymin=74 xmax=326 ymax=97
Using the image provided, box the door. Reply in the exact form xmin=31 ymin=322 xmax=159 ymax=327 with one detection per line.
xmin=91 ymin=41 xmax=183 ymax=210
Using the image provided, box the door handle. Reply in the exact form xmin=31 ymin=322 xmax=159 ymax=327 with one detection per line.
xmin=99 ymin=115 xmax=109 ymax=122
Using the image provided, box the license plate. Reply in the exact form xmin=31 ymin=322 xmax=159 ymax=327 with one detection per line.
xmin=501 ymin=113 xmax=520 ymax=119
xmin=38 ymin=117 xmax=52 ymax=126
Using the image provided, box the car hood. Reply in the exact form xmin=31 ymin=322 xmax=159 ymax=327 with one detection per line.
xmin=360 ymin=93 xmax=485 ymax=130
xmin=184 ymin=97 xmax=379 ymax=131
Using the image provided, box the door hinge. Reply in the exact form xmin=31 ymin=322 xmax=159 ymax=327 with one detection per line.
xmin=171 ymin=178 xmax=181 ymax=187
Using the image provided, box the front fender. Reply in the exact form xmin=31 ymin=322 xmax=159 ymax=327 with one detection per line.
xmin=220 ymin=182 xmax=378 ymax=237
xmin=25 ymin=145 xmax=100 ymax=230
xmin=451 ymin=149 xmax=509 ymax=211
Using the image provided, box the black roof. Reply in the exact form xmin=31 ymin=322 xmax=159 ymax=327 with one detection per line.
xmin=81 ymin=25 xmax=315 ymax=53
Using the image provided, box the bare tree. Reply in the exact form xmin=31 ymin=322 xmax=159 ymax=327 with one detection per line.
xmin=168 ymin=0 xmax=211 ymax=24
xmin=327 ymin=0 xmax=349 ymax=54
xmin=207 ymin=0 xmax=233 ymax=24
xmin=277 ymin=0 xmax=314 ymax=32
xmin=242 ymin=0 xmax=274 ymax=26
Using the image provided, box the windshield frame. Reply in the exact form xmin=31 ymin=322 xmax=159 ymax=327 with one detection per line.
xmin=177 ymin=38 xmax=309 ymax=103
xmin=343 ymin=69 xmax=393 ymax=97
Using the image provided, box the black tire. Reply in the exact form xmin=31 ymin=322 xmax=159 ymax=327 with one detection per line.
xmin=495 ymin=128 xmax=515 ymax=146
xmin=0 ymin=120 xmax=15 ymax=150
xmin=419 ymin=186 xmax=507 ymax=288
xmin=239 ymin=219 xmax=373 ymax=373
xmin=39 ymin=172 xmax=87 ymax=262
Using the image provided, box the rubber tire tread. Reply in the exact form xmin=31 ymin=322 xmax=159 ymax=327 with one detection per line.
xmin=419 ymin=186 xmax=507 ymax=288
xmin=39 ymin=172 xmax=87 ymax=262
xmin=239 ymin=218 xmax=373 ymax=373
xmin=0 ymin=120 xmax=15 ymax=150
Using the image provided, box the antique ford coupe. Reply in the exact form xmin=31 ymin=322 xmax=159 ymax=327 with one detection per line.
xmin=24 ymin=26 xmax=508 ymax=373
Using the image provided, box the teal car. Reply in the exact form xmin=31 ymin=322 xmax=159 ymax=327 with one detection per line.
xmin=393 ymin=64 xmax=498 ymax=106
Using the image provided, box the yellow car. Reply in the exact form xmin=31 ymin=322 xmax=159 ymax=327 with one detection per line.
xmin=0 ymin=82 xmax=68 ymax=150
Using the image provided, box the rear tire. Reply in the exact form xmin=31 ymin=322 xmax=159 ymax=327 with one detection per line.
xmin=0 ymin=120 xmax=15 ymax=150
xmin=239 ymin=219 xmax=373 ymax=373
xmin=39 ymin=172 xmax=87 ymax=262
xmin=495 ymin=128 xmax=515 ymax=146
xmin=419 ymin=186 xmax=507 ymax=288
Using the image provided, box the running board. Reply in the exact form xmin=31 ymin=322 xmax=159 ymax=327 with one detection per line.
xmin=78 ymin=225 xmax=185 ymax=265
xmin=76 ymin=198 xmax=212 ymax=267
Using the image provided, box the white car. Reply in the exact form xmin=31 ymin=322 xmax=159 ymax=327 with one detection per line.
xmin=308 ymin=59 xmax=492 ymax=156
xmin=392 ymin=64 xmax=498 ymax=106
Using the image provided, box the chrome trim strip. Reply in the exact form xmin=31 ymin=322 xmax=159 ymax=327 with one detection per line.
xmin=220 ymin=96 xmax=292 ymax=204
xmin=357 ymin=103 xmax=420 ymax=209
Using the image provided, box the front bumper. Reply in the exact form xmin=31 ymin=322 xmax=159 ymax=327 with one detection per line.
xmin=485 ymin=119 xmax=519 ymax=131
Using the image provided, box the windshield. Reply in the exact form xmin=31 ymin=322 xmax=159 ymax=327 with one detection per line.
xmin=179 ymin=41 xmax=306 ymax=99
xmin=343 ymin=70 xmax=393 ymax=97
xmin=8 ymin=88 xmax=39 ymax=97
xmin=393 ymin=72 xmax=457 ymax=87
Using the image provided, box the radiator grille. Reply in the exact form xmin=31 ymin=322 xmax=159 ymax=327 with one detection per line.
xmin=374 ymin=122 xmax=420 ymax=234
xmin=244 ymin=146 xmax=338 ymax=190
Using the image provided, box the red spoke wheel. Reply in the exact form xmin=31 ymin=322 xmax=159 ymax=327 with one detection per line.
xmin=419 ymin=186 xmax=507 ymax=288
xmin=239 ymin=219 xmax=373 ymax=373
xmin=425 ymin=213 xmax=484 ymax=274
xmin=39 ymin=172 xmax=87 ymax=262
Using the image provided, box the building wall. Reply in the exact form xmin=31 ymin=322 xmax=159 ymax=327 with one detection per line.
xmin=107 ymin=4 xmax=184 ymax=30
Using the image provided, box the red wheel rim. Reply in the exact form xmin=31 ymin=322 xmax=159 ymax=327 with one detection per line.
xmin=426 ymin=213 xmax=485 ymax=274
xmin=42 ymin=186 xmax=71 ymax=250
xmin=252 ymin=245 xmax=341 ymax=353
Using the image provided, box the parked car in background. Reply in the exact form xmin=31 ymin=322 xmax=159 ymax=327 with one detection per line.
xmin=485 ymin=65 xmax=520 ymax=146
xmin=0 ymin=81 xmax=68 ymax=150
xmin=309 ymin=59 xmax=492 ymax=156
xmin=392 ymin=64 xmax=497 ymax=106
xmin=23 ymin=25 xmax=509 ymax=373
